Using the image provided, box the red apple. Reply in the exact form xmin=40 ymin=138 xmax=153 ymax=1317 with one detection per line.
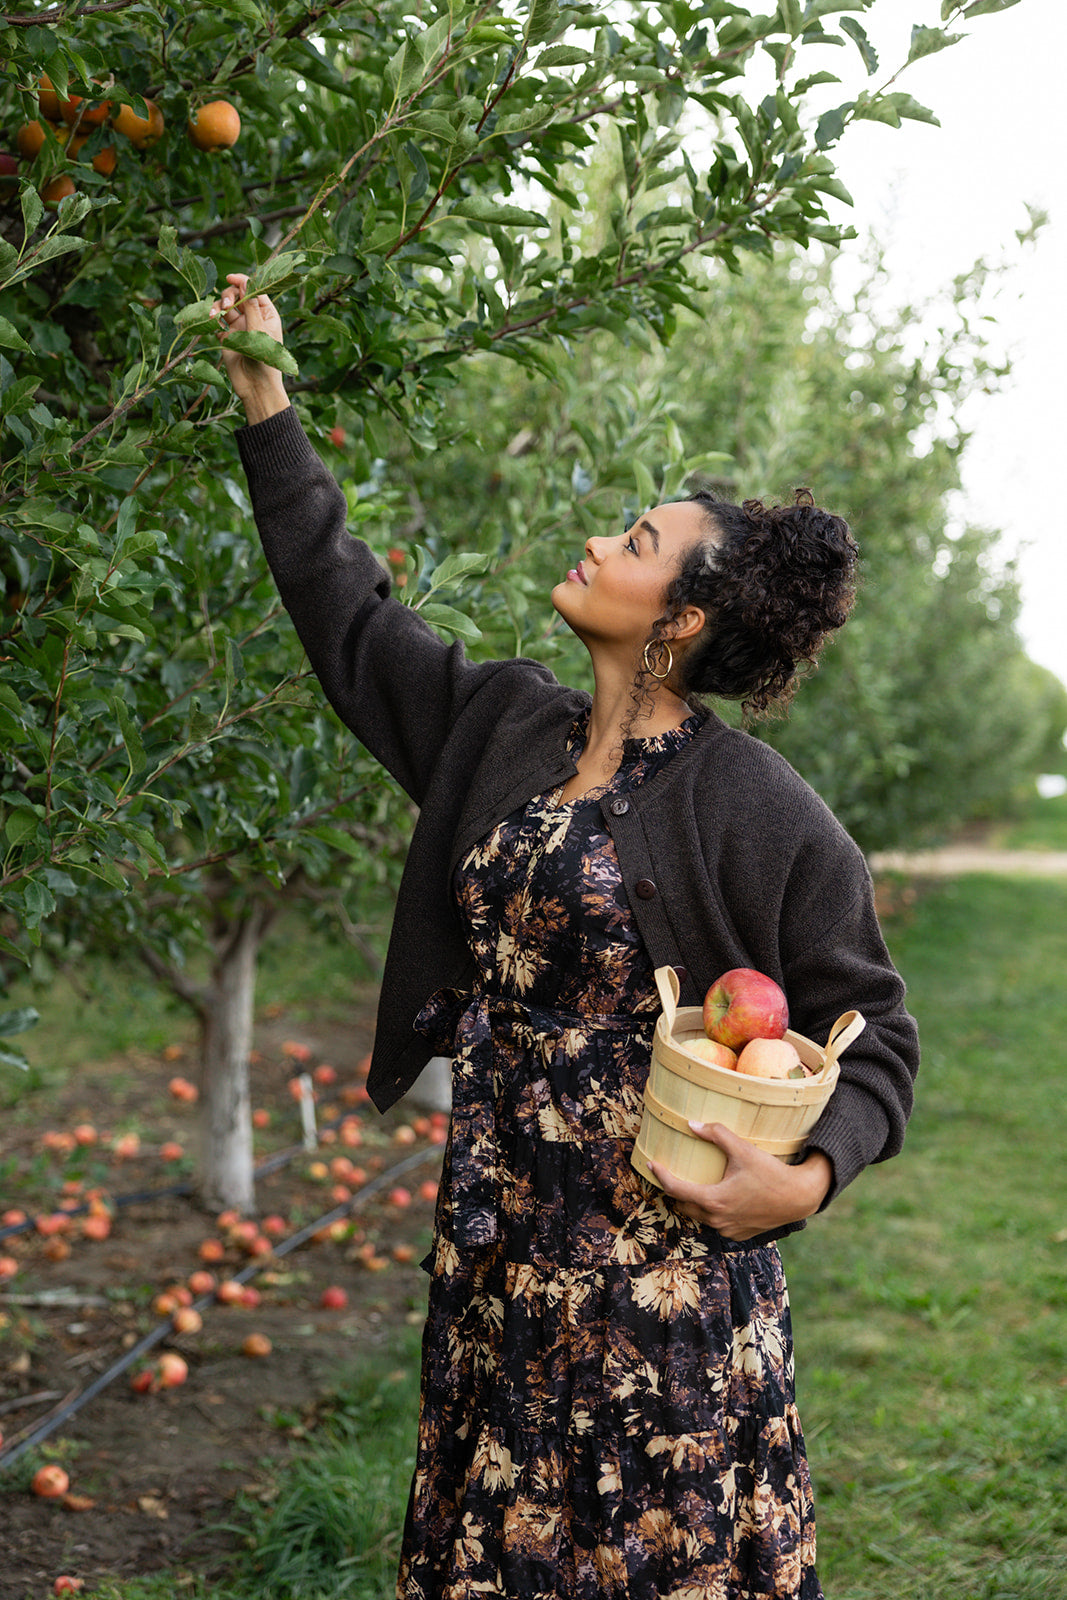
xmin=320 ymin=1285 xmax=347 ymax=1309
xmin=216 ymin=1278 xmax=245 ymax=1304
xmin=188 ymin=1270 xmax=216 ymax=1295
xmin=241 ymin=1332 xmax=272 ymax=1358
xmin=328 ymin=425 xmax=345 ymax=447
xmin=172 ymin=1306 xmax=202 ymax=1335
xmin=702 ymin=968 xmax=788 ymax=1051
xmin=32 ymin=1464 xmax=70 ymax=1497
xmin=736 ymin=1037 xmax=804 ymax=1080
xmin=54 ymin=1579 xmax=84 ymax=1595
xmin=156 ymin=1352 xmax=188 ymax=1387
xmin=387 ymin=1185 xmax=412 ymax=1208
xmin=0 ymin=1255 xmax=19 ymax=1279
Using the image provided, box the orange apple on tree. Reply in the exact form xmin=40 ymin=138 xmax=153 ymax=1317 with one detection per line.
xmin=703 ymin=968 xmax=788 ymax=1051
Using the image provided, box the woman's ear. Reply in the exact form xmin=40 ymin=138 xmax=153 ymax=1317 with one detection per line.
xmin=666 ymin=604 xmax=705 ymax=645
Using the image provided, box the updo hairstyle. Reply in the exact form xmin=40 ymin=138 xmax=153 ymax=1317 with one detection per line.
xmin=655 ymin=488 xmax=859 ymax=716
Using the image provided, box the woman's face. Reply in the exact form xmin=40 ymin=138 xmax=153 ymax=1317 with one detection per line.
xmin=552 ymin=500 xmax=714 ymax=655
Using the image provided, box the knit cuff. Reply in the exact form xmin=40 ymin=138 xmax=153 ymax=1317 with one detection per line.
xmin=235 ymin=405 xmax=319 ymax=480
xmin=805 ymin=1078 xmax=891 ymax=1207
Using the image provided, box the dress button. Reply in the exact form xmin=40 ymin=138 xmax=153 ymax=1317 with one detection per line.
xmin=609 ymin=797 xmax=630 ymax=817
xmin=634 ymin=878 xmax=657 ymax=899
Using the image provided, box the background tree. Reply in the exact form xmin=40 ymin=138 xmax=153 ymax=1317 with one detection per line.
xmin=0 ymin=0 xmax=1031 ymax=1205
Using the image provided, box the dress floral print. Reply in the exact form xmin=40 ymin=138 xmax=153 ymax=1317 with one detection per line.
xmin=398 ymin=716 xmax=822 ymax=1600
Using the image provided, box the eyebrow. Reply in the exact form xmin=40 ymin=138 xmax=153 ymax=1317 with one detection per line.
xmin=639 ymin=517 xmax=661 ymax=555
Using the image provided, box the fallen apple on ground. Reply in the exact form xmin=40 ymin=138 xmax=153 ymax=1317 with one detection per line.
xmin=703 ymin=968 xmax=788 ymax=1051
xmin=32 ymin=1464 xmax=70 ymax=1497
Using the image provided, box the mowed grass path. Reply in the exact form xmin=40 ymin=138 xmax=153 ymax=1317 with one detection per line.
xmin=790 ymin=873 xmax=1067 ymax=1599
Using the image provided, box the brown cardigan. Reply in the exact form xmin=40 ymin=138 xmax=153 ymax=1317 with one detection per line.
xmin=236 ymin=407 xmax=919 ymax=1223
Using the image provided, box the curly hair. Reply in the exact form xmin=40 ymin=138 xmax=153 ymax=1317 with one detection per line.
xmin=650 ymin=488 xmax=859 ymax=717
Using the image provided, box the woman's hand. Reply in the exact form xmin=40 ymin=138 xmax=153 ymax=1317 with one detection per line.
xmin=211 ymin=272 xmax=290 ymax=425
xmin=648 ymin=1122 xmax=834 ymax=1241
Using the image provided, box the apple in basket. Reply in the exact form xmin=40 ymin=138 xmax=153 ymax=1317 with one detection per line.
xmin=735 ymin=1037 xmax=806 ymax=1080
xmin=684 ymin=1037 xmax=738 ymax=1072
xmin=703 ymin=968 xmax=788 ymax=1051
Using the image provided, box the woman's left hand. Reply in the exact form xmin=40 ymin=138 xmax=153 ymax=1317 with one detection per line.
xmin=648 ymin=1122 xmax=834 ymax=1241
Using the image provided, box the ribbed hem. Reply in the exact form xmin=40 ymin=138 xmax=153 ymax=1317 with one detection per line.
xmin=235 ymin=404 xmax=319 ymax=479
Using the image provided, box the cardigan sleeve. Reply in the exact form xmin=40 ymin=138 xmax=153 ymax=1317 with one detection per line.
xmin=775 ymin=826 xmax=919 ymax=1206
xmin=235 ymin=407 xmax=520 ymax=806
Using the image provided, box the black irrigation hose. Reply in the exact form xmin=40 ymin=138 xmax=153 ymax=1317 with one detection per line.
xmin=0 ymin=1099 xmax=384 ymax=1242
xmin=0 ymin=1143 xmax=442 ymax=1474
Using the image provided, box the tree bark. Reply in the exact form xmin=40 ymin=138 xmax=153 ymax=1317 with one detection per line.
xmin=198 ymin=907 xmax=267 ymax=1214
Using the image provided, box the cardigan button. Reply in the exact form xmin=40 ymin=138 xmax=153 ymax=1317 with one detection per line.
xmin=609 ymin=797 xmax=630 ymax=816
xmin=674 ymin=965 xmax=688 ymax=985
xmin=634 ymin=878 xmax=657 ymax=899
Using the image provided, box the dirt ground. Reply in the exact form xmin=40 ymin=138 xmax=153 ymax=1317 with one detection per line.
xmin=0 ymin=1006 xmax=442 ymax=1599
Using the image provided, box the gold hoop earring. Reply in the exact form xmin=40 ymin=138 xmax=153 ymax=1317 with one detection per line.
xmin=642 ymin=639 xmax=673 ymax=681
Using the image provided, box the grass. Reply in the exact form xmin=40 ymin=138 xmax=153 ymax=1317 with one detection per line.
xmin=789 ymin=872 xmax=1067 ymax=1599
xmin=217 ymin=1335 xmax=422 ymax=1599
xmin=21 ymin=870 xmax=1067 ymax=1600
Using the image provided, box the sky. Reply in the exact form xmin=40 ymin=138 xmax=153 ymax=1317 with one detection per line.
xmin=821 ymin=0 xmax=1067 ymax=691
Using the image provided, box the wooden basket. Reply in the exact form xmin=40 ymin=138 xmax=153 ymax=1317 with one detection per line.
xmin=631 ymin=967 xmax=865 ymax=1190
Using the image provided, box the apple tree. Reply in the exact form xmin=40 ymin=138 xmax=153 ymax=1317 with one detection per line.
xmin=0 ymin=0 xmax=1023 ymax=1205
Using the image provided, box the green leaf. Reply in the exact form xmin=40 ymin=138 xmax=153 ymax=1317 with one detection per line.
xmin=536 ymin=45 xmax=590 ymax=67
xmin=961 ymin=0 xmax=1021 ymax=17
xmin=907 ymin=24 xmax=962 ymax=62
xmin=308 ymin=824 xmax=366 ymax=860
xmin=187 ymin=359 xmax=229 ymax=390
xmin=450 ymin=197 xmax=551 ymax=228
xmin=21 ymin=186 xmax=44 ymax=240
xmin=0 ymin=316 xmax=31 ymax=353
xmin=814 ymin=103 xmax=851 ymax=149
xmin=840 ymin=17 xmax=878 ymax=73
xmin=175 ymin=296 xmax=218 ymax=328
xmin=633 ymin=459 xmax=657 ymax=510
xmin=5 ymin=812 xmax=39 ymax=849
xmin=527 ymin=0 xmax=561 ymax=46
xmin=23 ymin=234 xmax=92 ymax=272
xmin=220 ymin=329 xmax=299 ymax=376
xmin=247 ymin=251 xmax=308 ymax=296
xmin=416 ymin=601 xmax=483 ymax=644
xmin=426 ymin=551 xmax=492 ymax=591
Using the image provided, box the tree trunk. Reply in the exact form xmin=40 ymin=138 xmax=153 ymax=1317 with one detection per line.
xmin=198 ymin=908 xmax=267 ymax=1214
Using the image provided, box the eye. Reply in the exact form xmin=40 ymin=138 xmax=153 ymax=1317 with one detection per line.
xmin=625 ymin=533 xmax=638 ymax=554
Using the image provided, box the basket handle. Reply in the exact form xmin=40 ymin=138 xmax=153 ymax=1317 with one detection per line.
xmin=823 ymin=1010 xmax=866 ymax=1071
xmin=654 ymin=965 xmax=680 ymax=1034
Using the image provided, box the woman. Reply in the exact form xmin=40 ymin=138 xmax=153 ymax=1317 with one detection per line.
xmin=214 ymin=276 xmax=918 ymax=1600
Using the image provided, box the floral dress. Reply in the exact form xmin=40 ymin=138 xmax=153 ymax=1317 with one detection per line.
xmin=398 ymin=717 xmax=821 ymax=1600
